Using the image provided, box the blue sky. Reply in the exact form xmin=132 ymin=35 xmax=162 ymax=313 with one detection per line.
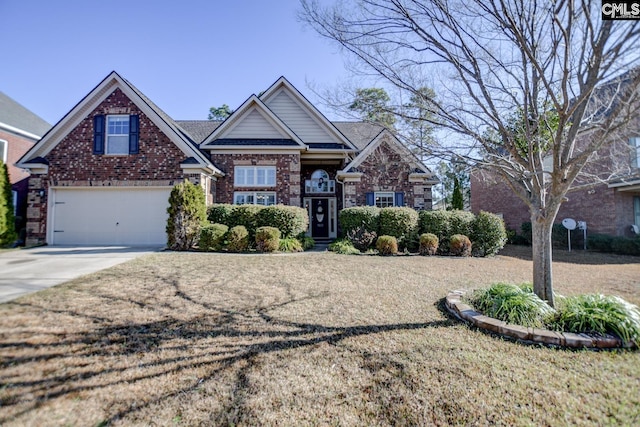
xmin=1 ymin=0 xmax=350 ymax=125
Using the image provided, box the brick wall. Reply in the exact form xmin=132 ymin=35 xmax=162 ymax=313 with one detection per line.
xmin=25 ymin=88 xmax=207 ymax=246
xmin=471 ymin=168 xmax=639 ymax=236
xmin=343 ymin=139 xmax=433 ymax=209
xmin=211 ymin=153 xmax=301 ymax=206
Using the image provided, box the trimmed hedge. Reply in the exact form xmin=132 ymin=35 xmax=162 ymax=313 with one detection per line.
xmin=419 ymin=233 xmax=439 ymax=256
xmin=376 ymin=235 xmax=398 ymax=255
xmin=227 ymin=225 xmax=249 ymax=252
xmin=419 ymin=210 xmax=474 ymax=254
xmin=588 ymin=233 xmax=640 ymax=256
xmin=257 ymin=205 xmax=308 ymax=238
xmin=339 ymin=206 xmax=380 ymax=236
xmin=379 ymin=207 xmax=419 ymax=240
xmin=166 ymin=179 xmax=207 ymax=251
xmin=207 ymin=204 xmax=236 ymax=226
xmin=449 ymin=234 xmax=472 ymax=257
xmin=199 ymin=223 xmax=228 ymax=252
xmin=470 ymin=211 xmax=507 ymax=256
xmin=233 ymin=205 xmax=263 ymax=238
xmin=255 ymin=226 xmax=281 ymax=252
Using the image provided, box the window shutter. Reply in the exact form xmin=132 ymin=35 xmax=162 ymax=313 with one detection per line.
xmin=93 ymin=115 xmax=105 ymax=155
xmin=129 ymin=115 xmax=139 ymax=154
xmin=366 ymin=192 xmax=375 ymax=206
xmin=394 ymin=192 xmax=404 ymax=207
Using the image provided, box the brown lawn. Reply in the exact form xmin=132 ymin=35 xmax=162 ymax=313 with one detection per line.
xmin=0 ymin=246 xmax=639 ymax=426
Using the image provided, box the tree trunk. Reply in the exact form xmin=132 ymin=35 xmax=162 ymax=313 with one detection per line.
xmin=531 ymin=214 xmax=555 ymax=307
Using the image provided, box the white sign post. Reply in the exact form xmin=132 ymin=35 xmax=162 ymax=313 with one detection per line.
xmin=562 ymin=218 xmax=577 ymax=252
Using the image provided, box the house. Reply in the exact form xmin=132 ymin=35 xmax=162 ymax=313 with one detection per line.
xmin=471 ymin=74 xmax=640 ymax=238
xmin=18 ymin=71 xmax=437 ymax=246
xmin=0 ymin=92 xmax=51 ymax=240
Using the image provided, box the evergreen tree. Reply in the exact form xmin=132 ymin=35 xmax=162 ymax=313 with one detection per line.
xmin=451 ymin=176 xmax=464 ymax=210
xmin=166 ymin=179 xmax=207 ymax=250
xmin=0 ymin=160 xmax=17 ymax=247
xmin=349 ymin=88 xmax=396 ymax=129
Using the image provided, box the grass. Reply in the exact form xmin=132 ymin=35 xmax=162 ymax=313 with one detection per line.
xmin=0 ymin=246 xmax=638 ymax=426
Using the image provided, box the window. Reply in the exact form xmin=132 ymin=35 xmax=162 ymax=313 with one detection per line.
xmin=631 ymin=137 xmax=640 ymax=168
xmin=305 ymin=169 xmax=335 ymax=193
xmin=375 ymin=192 xmax=395 ymax=208
xmin=93 ymin=114 xmax=139 ymax=155
xmin=0 ymin=139 xmax=6 ymax=163
xmin=366 ymin=191 xmax=404 ymax=207
xmin=107 ymin=115 xmax=130 ymax=154
xmin=234 ymin=191 xmax=276 ymax=206
xmin=234 ymin=166 xmax=276 ymax=187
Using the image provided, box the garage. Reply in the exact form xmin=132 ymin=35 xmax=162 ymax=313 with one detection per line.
xmin=49 ymin=187 xmax=171 ymax=246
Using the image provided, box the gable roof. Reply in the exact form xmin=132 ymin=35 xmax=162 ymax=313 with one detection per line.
xmin=259 ymin=77 xmax=358 ymax=152
xmin=332 ymin=122 xmax=384 ymax=151
xmin=342 ymin=128 xmax=435 ymax=177
xmin=0 ymin=91 xmax=51 ymax=140
xmin=17 ymin=71 xmax=222 ymax=176
xmin=201 ymin=94 xmax=306 ymax=149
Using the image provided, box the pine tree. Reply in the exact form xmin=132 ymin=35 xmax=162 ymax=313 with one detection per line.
xmin=451 ymin=176 xmax=464 ymax=210
xmin=0 ymin=160 xmax=17 ymax=247
xmin=166 ymin=179 xmax=207 ymax=250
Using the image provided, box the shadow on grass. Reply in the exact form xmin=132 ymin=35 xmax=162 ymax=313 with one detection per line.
xmin=0 ymin=280 xmax=457 ymax=425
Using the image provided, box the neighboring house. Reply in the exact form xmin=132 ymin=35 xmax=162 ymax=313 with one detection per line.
xmin=0 ymin=92 xmax=51 ymax=240
xmin=471 ymin=74 xmax=640 ymax=238
xmin=18 ymin=71 xmax=437 ymax=246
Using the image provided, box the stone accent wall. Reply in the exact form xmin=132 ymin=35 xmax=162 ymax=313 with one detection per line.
xmin=347 ymin=139 xmax=433 ymax=209
xmin=211 ymin=153 xmax=301 ymax=205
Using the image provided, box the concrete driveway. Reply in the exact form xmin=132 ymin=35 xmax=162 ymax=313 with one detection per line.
xmin=0 ymin=246 xmax=161 ymax=303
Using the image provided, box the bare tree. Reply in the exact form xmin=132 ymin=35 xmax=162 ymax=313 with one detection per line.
xmin=300 ymin=0 xmax=640 ymax=306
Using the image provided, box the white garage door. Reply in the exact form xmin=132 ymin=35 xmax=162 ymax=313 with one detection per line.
xmin=50 ymin=188 xmax=171 ymax=246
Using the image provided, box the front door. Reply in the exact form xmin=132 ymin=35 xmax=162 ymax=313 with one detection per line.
xmin=311 ymin=198 xmax=329 ymax=238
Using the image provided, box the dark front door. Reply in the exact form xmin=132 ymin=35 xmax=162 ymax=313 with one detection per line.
xmin=311 ymin=198 xmax=329 ymax=238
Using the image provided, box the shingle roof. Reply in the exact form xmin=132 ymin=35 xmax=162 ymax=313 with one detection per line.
xmin=0 ymin=91 xmax=51 ymax=137
xmin=332 ymin=121 xmax=384 ymax=151
xmin=176 ymin=120 xmax=221 ymax=144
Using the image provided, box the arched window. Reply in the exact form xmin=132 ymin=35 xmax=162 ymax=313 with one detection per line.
xmin=306 ymin=169 xmax=335 ymax=193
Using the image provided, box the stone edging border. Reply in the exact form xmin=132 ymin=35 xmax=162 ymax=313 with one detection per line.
xmin=445 ymin=290 xmax=637 ymax=349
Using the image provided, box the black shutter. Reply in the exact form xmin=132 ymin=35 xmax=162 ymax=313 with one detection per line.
xmin=394 ymin=192 xmax=404 ymax=207
xmin=366 ymin=192 xmax=375 ymax=206
xmin=129 ymin=115 xmax=139 ymax=154
xmin=93 ymin=115 xmax=105 ymax=154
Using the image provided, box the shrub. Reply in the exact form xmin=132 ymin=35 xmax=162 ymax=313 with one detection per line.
xmin=328 ymin=238 xmax=360 ymax=255
xmin=611 ymin=236 xmax=640 ymax=256
xmin=379 ymin=207 xmax=418 ymax=250
xmin=226 ymin=225 xmax=249 ymax=252
xmin=588 ymin=234 xmax=614 ymax=252
xmin=199 ymin=223 xmax=228 ymax=252
xmin=233 ymin=205 xmax=263 ymax=238
xmin=166 ymin=180 xmax=207 ymax=251
xmin=548 ymin=294 xmax=640 ymax=345
xmin=0 ymin=160 xmax=17 ymax=247
xmin=279 ymin=237 xmax=303 ymax=252
xmin=470 ymin=211 xmax=507 ymax=256
xmin=257 ymin=205 xmax=308 ymax=238
xmin=339 ymin=206 xmax=380 ymax=236
xmin=466 ymin=283 xmax=554 ymax=328
xmin=297 ymin=233 xmax=316 ymax=251
xmin=449 ymin=234 xmax=472 ymax=257
xmin=419 ymin=210 xmax=473 ymax=254
xmin=207 ymin=204 xmax=236 ymax=226
xmin=376 ymin=235 xmax=398 ymax=255
xmin=255 ymin=226 xmax=281 ymax=252
xmin=346 ymin=225 xmax=377 ymax=252
xmin=419 ymin=233 xmax=439 ymax=256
